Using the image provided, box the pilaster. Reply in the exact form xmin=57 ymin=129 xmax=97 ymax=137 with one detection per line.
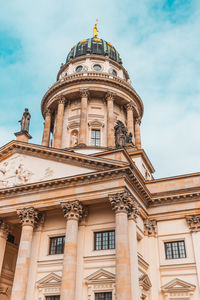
xmin=106 ymin=92 xmax=115 ymax=148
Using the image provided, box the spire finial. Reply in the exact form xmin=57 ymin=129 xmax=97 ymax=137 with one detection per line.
xmin=93 ymin=18 xmax=99 ymax=38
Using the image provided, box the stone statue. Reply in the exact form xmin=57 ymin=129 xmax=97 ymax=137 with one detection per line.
xmin=114 ymin=120 xmax=133 ymax=148
xmin=72 ymin=131 xmax=78 ymax=146
xmin=19 ymin=108 xmax=31 ymax=132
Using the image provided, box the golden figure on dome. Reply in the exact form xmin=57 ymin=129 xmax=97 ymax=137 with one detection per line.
xmin=93 ymin=18 xmax=98 ymax=38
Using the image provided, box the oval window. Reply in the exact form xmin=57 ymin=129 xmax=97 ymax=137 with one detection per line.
xmin=112 ymin=69 xmax=117 ymax=76
xmin=93 ymin=64 xmax=102 ymax=71
xmin=75 ymin=65 xmax=83 ymax=73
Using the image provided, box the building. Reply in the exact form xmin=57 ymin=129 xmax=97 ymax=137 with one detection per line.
xmin=0 ymin=25 xmax=200 ymax=300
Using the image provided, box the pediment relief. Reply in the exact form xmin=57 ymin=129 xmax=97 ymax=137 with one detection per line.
xmin=139 ymin=274 xmax=152 ymax=291
xmin=67 ymin=121 xmax=80 ymax=129
xmin=37 ymin=272 xmax=61 ymax=287
xmin=0 ymin=153 xmax=95 ymax=188
xmin=85 ymin=269 xmax=115 ymax=284
xmin=88 ymin=120 xmax=104 ymax=128
xmin=161 ymin=278 xmax=196 ymax=293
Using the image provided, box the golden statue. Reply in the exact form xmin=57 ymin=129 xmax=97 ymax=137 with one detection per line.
xmin=93 ymin=18 xmax=98 ymax=38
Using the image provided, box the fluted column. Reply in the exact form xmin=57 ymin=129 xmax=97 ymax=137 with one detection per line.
xmin=109 ymin=191 xmax=132 ymax=300
xmin=126 ymin=103 xmax=135 ymax=144
xmin=106 ymin=92 xmax=115 ymax=148
xmin=54 ymin=96 xmax=65 ymax=148
xmin=135 ymin=118 xmax=141 ymax=149
xmin=79 ymin=89 xmax=89 ymax=145
xmin=42 ymin=109 xmax=51 ymax=147
xmin=60 ymin=200 xmax=86 ymax=300
xmin=186 ymin=214 xmax=200 ymax=290
xmin=128 ymin=199 xmax=140 ymax=300
xmin=0 ymin=220 xmax=9 ymax=275
xmin=10 ymin=207 xmax=41 ymax=300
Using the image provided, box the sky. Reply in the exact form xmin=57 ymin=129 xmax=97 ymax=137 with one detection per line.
xmin=0 ymin=0 xmax=200 ymax=179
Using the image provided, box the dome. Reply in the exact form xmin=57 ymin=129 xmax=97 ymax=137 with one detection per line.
xmin=66 ymin=37 xmax=122 ymax=64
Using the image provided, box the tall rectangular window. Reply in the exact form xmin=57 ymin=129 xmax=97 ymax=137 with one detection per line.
xmin=95 ymin=292 xmax=112 ymax=300
xmin=94 ymin=231 xmax=115 ymax=250
xmin=91 ymin=129 xmax=101 ymax=146
xmin=46 ymin=296 xmax=60 ymax=300
xmin=164 ymin=241 xmax=186 ymax=259
xmin=49 ymin=236 xmax=65 ymax=255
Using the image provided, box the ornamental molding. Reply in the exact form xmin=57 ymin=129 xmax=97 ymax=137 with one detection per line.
xmin=37 ymin=272 xmax=61 ymax=288
xmin=61 ymin=200 xmax=87 ymax=221
xmin=161 ymin=278 xmax=195 ymax=296
xmin=41 ymin=73 xmax=144 ymax=118
xmin=185 ymin=214 xmax=200 ymax=231
xmin=139 ymin=274 xmax=152 ymax=291
xmin=17 ymin=207 xmax=42 ymax=227
xmin=144 ymin=218 xmax=157 ymax=236
xmin=88 ymin=120 xmax=104 ymax=128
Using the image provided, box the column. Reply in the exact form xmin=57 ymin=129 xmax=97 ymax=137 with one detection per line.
xmin=186 ymin=215 xmax=200 ymax=290
xmin=10 ymin=207 xmax=41 ymax=300
xmin=79 ymin=89 xmax=89 ymax=145
xmin=106 ymin=92 xmax=115 ymax=148
xmin=128 ymin=200 xmax=140 ymax=300
xmin=109 ymin=191 xmax=132 ymax=300
xmin=54 ymin=96 xmax=65 ymax=148
xmin=144 ymin=219 xmax=160 ymax=300
xmin=60 ymin=200 xmax=86 ymax=300
xmin=42 ymin=108 xmax=51 ymax=147
xmin=0 ymin=220 xmax=9 ymax=274
xmin=126 ymin=103 xmax=135 ymax=144
xmin=135 ymin=118 xmax=141 ymax=149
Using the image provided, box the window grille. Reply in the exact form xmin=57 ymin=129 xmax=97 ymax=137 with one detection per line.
xmin=164 ymin=241 xmax=186 ymax=259
xmin=94 ymin=231 xmax=115 ymax=250
xmin=95 ymin=292 xmax=112 ymax=300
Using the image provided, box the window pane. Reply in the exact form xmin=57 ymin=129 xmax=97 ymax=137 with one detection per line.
xmin=109 ymin=231 xmax=115 ymax=249
xmin=50 ymin=237 xmax=65 ymax=255
xmin=91 ymin=129 xmax=101 ymax=146
xmin=95 ymin=292 xmax=112 ymax=300
xmin=94 ymin=231 xmax=115 ymax=250
xmin=165 ymin=241 xmax=186 ymax=259
xmin=46 ymin=296 xmax=60 ymax=300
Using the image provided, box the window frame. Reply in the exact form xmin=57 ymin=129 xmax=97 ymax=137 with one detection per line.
xmin=45 ymin=296 xmax=60 ymax=300
xmin=49 ymin=236 xmax=65 ymax=255
xmin=164 ymin=240 xmax=186 ymax=259
xmin=91 ymin=129 xmax=101 ymax=147
xmin=95 ymin=292 xmax=112 ymax=300
xmin=94 ymin=230 xmax=115 ymax=251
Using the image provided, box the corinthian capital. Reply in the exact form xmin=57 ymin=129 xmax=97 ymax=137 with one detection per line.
xmin=186 ymin=214 xmax=200 ymax=232
xmin=144 ymin=218 xmax=157 ymax=236
xmin=128 ymin=200 xmax=140 ymax=221
xmin=61 ymin=200 xmax=86 ymax=221
xmin=57 ymin=94 xmax=65 ymax=104
xmin=135 ymin=117 xmax=141 ymax=125
xmin=126 ymin=103 xmax=134 ymax=111
xmin=44 ymin=108 xmax=51 ymax=117
xmin=105 ymin=91 xmax=116 ymax=101
xmin=80 ymin=88 xmax=89 ymax=98
xmin=109 ymin=190 xmax=139 ymax=215
xmin=17 ymin=207 xmax=42 ymax=227
xmin=0 ymin=220 xmax=9 ymax=238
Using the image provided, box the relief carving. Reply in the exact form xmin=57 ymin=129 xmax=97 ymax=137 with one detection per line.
xmin=17 ymin=207 xmax=42 ymax=227
xmin=61 ymin=200 xmax=87 ymax=221
xmin=186 ymin=214 xmax=200 ymax=231
xmin=109 ymin=190 xmax=139 ymax=217
xmin=144 ymin=219 xmax=157 ymax=236
xmin=114 ymin=120 xmax=132 ymax=148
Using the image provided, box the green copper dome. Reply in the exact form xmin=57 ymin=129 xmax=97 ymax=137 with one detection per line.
xmin=66 ymin=37 xmax=122 ymax=64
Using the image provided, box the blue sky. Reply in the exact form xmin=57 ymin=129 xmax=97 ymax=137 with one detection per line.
xmin=0 ymin=0 xmax=200 ymax=178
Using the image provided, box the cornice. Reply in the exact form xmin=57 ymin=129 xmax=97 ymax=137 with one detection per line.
xmin=0 ymin=141 xmax=126 ymax=171
xmin=41 ymin=73 xmax=143 ymax=118
xmin=149 ymin=187 xmax=200 ymax=207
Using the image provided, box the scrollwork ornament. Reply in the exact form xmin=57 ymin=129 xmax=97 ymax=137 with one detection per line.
xmin=61 ymin=200 xmax=86 ymax=221
xmin=17 ymin=207 xmax=42 ymax=227
xmin=186 ymin=214 xmax=200 ymax=231
xmin=144 ymin=218 xmax=157 ymax=236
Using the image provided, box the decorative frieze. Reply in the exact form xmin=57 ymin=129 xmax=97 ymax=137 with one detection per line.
xmin=61 ymin=200 xmax=87 ymax=221
xmin=186 ymin=214 xmax=200 ymax=232
xmin=17 ymin=207 xmax=42 ymax=227
xmin=144 ymin=218 xmax=157 ymax=236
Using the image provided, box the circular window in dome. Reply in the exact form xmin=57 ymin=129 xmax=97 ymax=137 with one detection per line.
xmin=112 ymin=69 xmax=117 ymax=76
xmin=75 ymin=65 xmax=83 ymax=73
xmin=93 ymin=64 xmax=102 ymax=71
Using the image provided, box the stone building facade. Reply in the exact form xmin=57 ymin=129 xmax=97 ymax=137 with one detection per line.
xmin=0 ymin=34 xmax=200 ymax=300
